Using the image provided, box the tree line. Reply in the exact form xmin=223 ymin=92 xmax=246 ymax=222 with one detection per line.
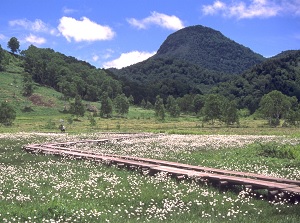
xmin=2 ymin=89 xmax=300 ymax=127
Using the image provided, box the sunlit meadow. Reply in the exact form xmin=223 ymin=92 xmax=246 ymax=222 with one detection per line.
xmin=1 ymin=133 xmax=299 ymax=222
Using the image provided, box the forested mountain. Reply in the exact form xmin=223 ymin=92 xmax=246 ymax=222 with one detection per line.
xmin=21 ymin=45 xmax=122 ymax=101
xmin=110 ymin=25 xmax=265 ymax=103
xmin=109 ymin=58 xmax=232 ymax=103
xmin=214 ymin=50 xmax=300 ymax=113
xmin=153 ymin=25 xmax=265 ymax=74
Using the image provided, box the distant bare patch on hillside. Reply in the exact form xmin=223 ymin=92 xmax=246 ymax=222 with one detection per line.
xmin=28 ymin=94 xmax=55 ymax=107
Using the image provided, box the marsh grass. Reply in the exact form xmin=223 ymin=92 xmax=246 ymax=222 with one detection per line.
xmin=0 ymin=133 xmax=300 ymax=222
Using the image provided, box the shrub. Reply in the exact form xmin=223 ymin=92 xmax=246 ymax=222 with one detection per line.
xmin=257 ymin=143 xmax=300 ymax=160
xmin=0 ymin=101 xmax=16 ymax=126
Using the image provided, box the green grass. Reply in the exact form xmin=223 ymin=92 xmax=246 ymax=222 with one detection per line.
xmin=176 ymin=142 xmax=300 ymax=177
xmin=1 ymin=134 xmax=300 ymax=222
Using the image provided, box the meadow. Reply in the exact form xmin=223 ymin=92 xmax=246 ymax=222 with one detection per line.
xmin=1 ymin=132 xmax=300 ymax=223
xmin=1 ymin=61 xmax=300 ymax=222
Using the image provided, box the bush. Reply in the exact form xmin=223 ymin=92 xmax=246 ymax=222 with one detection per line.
xmin=257 ymin=143 xmax=300 ymax=160
xmin=45 ymin=119 xmax=57 ymax=130
xmin=0 ymin=101 xmax=16 ymax=126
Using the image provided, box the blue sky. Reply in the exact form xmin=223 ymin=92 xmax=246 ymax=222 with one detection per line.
xmin=1 ymin=0 xmax=299 ymax=69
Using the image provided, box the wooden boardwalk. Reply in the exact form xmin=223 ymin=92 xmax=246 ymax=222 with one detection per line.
xmin=23 ymin=138 xmax=300 ymax=201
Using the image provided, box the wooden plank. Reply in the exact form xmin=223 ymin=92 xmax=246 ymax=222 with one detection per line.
xmin=117 ymin=155 xmax=300 ymax=186
xmin=23 ymin=139 xmax=300 ymax=197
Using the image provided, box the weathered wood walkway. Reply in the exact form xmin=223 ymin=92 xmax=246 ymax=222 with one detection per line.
xmin=23 ymin=138 xmax=300 ymax=201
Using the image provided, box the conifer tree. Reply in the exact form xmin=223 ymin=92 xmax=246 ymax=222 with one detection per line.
xmin=69 ymin=95 xmax=85 ymax=118
xmin=100 ymin=92 xmax=113 ymax=118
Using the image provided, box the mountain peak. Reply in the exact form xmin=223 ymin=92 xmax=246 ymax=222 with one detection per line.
xmin=154 ymin=25 xmax=265 ymax=74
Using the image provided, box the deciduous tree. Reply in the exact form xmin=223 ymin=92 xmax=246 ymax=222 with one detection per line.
xmin=193 ymin=94 xmax=205 ymax=114
xmin=7 ymin=37 xmax=20 ymax=54
xmin=221 ymin=99 xmax=239 ymax=126
xmin=114 ymin=94 xmax=129 ymax=116
xmin=166 ymin=95 xmax=180 ymax=118
xmin=202 ymin=94 xmax=222 ymax=124
xmin=259 ymin=90 xmax=294 ymax=126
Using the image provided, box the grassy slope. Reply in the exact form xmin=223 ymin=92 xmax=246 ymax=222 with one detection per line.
xmin=0 ymin=55 xmax=68 ymax=132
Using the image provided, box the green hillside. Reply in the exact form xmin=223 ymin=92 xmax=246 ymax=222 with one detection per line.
xmin=215 ymin=50 xmax=300 ymax=113
xmin=0 ymin=49 xmax=67 ymax=111
xmin=22 ymin=45 xmax=122 ymax=101
xmin=110 ymin=25 xmax=266 ymax=103
xmin=0 ymin=51 xmax=68 ymax=130
xmin=109 ymin=57 xmax=233 ymax=103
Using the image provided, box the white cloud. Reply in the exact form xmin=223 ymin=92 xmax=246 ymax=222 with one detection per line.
xmin=62 ymin=7 xmax=78 ymax=15
xmin=25 ymin=34 xmax=46 ymax=45
xmin=9 ymin=18 xmax=59 ymax=36
xmin=202 ymin=0 xmax=226 ymax=15
xmin=282 ymin=0 xmax=300 ymax=15
xmin=58 ymin=16 xmax=115 ymax=42
xmin=103 ymin=51 xmax=156 ymax=69
xmin=9 ymin=19 xmax=49 ymax=32
xmin=92 ymin=55 xmax=99 ymax=61
xmin=202 ymin=0 xmax=300 ymax=19
xmin=0 ymin=34 xmax=6 ymax=40
xmin=127 ymin=11 xmax=184 ymax=30
xmin=102 ymin=49 xmax=114 ymax=59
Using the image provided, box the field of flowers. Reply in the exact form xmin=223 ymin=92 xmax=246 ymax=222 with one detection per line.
xmin=1 ymin=132 xmax=300 ymax=222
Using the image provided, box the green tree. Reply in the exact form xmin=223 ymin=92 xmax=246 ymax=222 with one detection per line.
xmin=88 ymin=113 xmax=97 ymax=127
xmin=0 ymin=44 xmax=5 ymax=71
xmin=7 ymin=37 xmax=20 ymax=54
xmin=193 ymin=94 xmax=205 ymax=114
xmin=100 ymin=92 xmax=113 ymax=118
xmin=145 ymin=101 xmax=153 ymax=109
xmin=140 ymin=99 xmax=146 ymax=108
xmin=154 ymin=95 xmax=165 ymax=120
xmin=177 ymin=94 xmax=194 ymax=113
xmin=221 ymin=99 xmax=239 ymax=126
xmin=0 ymin=101 xmax=16 ymax=126
xmin=285 ymin=108 xmax=300 ymax=126
xmin=128 ymin=95 xmax=134 ymax=105
xmin=22 ymin=72 xmax=34 ymax=96
xmin=259 ymin=90 xmax=294 ymax=126
xmin=114 ymin=94 xmax=129 ymax=116
xmin=203 ymin=94 xmax=222 ymax=124
xmin=69 ymin=95 xmax=85 ymax=118
xmin=166 ymin=95 xmax=180 ymax=118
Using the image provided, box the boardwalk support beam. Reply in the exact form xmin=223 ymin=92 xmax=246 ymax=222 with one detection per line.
xmin=218 ymin=181 xmax=229 ymax=191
